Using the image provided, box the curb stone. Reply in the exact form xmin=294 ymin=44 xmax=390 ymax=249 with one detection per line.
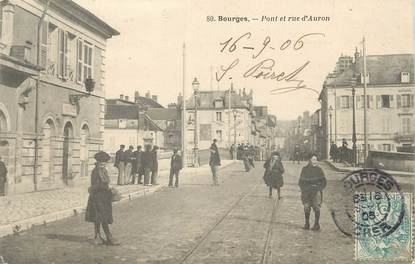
xmin=0 ymin=161 xmax=236 ymax=238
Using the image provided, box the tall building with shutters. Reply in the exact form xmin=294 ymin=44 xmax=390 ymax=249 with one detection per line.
xmin=0 ymin=0 xmax=119 ymax=194
xmin=319 ymin=53 xmax=414 ymax=159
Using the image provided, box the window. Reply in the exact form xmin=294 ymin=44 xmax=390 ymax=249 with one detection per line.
xmin=214 ymin=100 xmax=224 ymax=108
xmin=357 ymin=95 xmax=371 ymax=108
xmin=401 ymin=117 xmax=411 ymax=134
xmin=340 ymin=96 xmax=350 ymax=109
xmin=216 ymin=130 xmax=222 ymax=141
xmin=401 ymin=94 xmax=411 ymax=108
xmin=401 ymin=72 xmax=410 ymax=83
xmin=83 ymin=42 xmax=93 ymax=81
xmin=216 ymin=112 xmax=222 ymax=122
xmin=382 ymin=144 xmax=391 ymax=152
xmin=57 ymin=29 xmax=68 ymax=78
xmin=76 ymin=39 xmax=93 ymax=83
xmin=381 ymin=95 xmax=391 ymax=108
xmin=40 ymin=21 xmax=48 ymax=68
xmin=166 ymin=120 xmax=175 ymax=128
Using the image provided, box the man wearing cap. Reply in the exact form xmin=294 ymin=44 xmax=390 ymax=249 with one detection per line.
xmin=209 ymin=139 xmax=221 ymax=186
xmin=298 ymin=154 xmax=326 ymax=231
xmin=132 ymin=146 xmax=143 ymax=184
xmin=114 ymin=145 xmax=126 ymax=185
xmin=124 ymin=145 xmax=134 ymax=185
xmin=141 ymin=145 xmax=152 ymax=186
xmin=169 ymin=149 xmax=182 ymax=188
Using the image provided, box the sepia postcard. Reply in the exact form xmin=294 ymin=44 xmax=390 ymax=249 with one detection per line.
xmin=0 ymin=0 xmax=413 ymax=263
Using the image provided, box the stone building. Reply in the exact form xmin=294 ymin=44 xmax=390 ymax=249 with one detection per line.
xmin=0 ymin=0 xmax=118 ymax=194
xmin=185 ymin=88 xmax=255 ymax=150
xmin=319 ymin=53 xmax=415 ymax=160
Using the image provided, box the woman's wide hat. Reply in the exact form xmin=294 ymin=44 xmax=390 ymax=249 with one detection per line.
xmin=94 ymin=151 xmax=111 ymax=162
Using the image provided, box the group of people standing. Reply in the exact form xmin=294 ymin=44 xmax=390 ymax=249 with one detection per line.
xmin=114 ymin=144 xmax=159 ymax=186
xmin=329 ymin=139 xmax=352 ymax=164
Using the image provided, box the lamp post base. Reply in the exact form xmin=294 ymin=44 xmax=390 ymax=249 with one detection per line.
xmin=193 ymin=148 xmax=199 ymax=168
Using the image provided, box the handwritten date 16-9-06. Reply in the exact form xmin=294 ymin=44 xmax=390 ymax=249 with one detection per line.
xmin=215 ymin=32 xmax=325 ymax=95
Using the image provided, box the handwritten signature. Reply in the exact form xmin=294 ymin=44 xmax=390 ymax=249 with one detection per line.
xmin=215 ymin=32 xmax=324 ymax=95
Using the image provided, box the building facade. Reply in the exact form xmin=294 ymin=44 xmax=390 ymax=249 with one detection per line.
xmin=320 ymin=53 xmax=415 ymax=160
xmin=185 ymin=89 xmax=254 ymax=150
xmin=0 ymin=0 xmax=118 ymax=194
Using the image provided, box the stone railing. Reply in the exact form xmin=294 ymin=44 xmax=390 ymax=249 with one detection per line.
xmin=367 ymin=151 xmax=415 ymax=172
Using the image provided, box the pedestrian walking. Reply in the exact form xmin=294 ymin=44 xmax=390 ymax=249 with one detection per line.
xmin=263 ymin=152 xmax=285 ymax=199
xmin=168 ymin=149 xmax=182 ymax=188
xmin=229 ymin=144 xmax=235 ymax=160
xmin=150 ymin=145 xmax=159 ymax=185
xmin=132 ymin=146 xmax=143 ymax=184
xmin=0 ymin=156 xmax=7 ymax=196
xmin=85 ymin=151 xmax=119 ymax=246
xmin=141 ymin=145 xmax=152 ymax=186
xmin=114 ymin=145 xmax=125 ymax=185
xmin=124 ymin=145 xmax=134 ymax=184
xmin=242 ymin=146 xmax=250 ymax=172
xmin=298 ymin=154 xmax=327 ymax=231
xmin=209 ymin=139 xmax=221 ymax=186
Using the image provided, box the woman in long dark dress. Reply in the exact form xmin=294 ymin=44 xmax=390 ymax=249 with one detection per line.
xmin=263 ymin=152 xmax=285 ymax=199
xmin=85 ymin=151 xmax=118 ymax=245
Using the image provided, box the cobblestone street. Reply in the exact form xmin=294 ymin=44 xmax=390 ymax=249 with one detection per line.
xmin=0 ymin=161 xmax=413 ymax=264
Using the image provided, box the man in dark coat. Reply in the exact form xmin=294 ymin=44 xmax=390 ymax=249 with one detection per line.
xmin=329 ymin=141 xmax=338 ymax=162
xmin=114 ymin=145 xmax=125 ymax=185
xmin=131 ymin=146 xmax=143 ymax=184
xmin=298 ymin=154 xmax=327 ymax=231
xmin=141 ymin=145 xmax=152 ymax=186
xmin=0 ymin=156 xmax=7 ymax=196
xmin=263 ymin=152 xmax=284 ymax=199
xmin=124 ymin=145 xmax=134 ymax=184
xmin=150 ymin=145 xmax=159 ymax=185
xmin=209 ymin=139 xmax=221 ymax=186
xmin=169 ymin=149 xmax=183 ymax=188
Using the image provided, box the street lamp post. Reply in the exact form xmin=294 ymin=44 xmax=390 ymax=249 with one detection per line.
xmin=351 ymin=77 xmax=357 ymax=165
xmin=328 ymin=105 xmax=333 ymax=145
xmin=233 ymin=109 xmax=237 ymax=160
xmin=192 ymin=77 xmax=200 ymax=168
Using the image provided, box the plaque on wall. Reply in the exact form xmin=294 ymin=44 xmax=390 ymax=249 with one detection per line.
xmin=62 ymin=103 xmax=77 ymax=117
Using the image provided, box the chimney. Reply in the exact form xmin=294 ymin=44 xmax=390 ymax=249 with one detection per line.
xmin=134 ymin=91 xmax=140 ymax=102
xmin=177 ymin=93 xmax=183 ymax=105
xmin=168 ymin=103 xmax=177 ymax=109
xmin=145 ymin=91 xmax=151 ymax=98
xmin=120 ymin=94 xmax=124 ymax=100
xmin=152 ymin=95 xmax=158 ymax=102
xmin=125 ymin=96 xmax=129 ymax=101
xmin=243 ymin=88 xmax=246 ymax=96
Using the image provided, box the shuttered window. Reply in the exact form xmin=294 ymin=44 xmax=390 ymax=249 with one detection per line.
xmin=40 ymin=21 xmax=48 ymax=68
xmin=58 ymin=29 xmax=68 ymax=78
xmin=76 ymin=39 xmax=93 ymax=84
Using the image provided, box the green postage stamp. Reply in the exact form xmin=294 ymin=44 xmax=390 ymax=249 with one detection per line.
xmin=355 ymin=192 xmax=413 ymax=261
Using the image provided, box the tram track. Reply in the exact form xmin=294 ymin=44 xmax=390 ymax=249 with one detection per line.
xmin=178 ymin=184 xmax=259 ymax=263
xmin=260 ymin=194 xmax=280 ymax=264
xmin=178 ymin=181 xmax=282 ymax=264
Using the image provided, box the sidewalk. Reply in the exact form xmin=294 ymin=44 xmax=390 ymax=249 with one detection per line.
xmin=324 ymin=159 xmax=415 ymax=184
xmin=0 ymin=160 xmax=236 ymax=238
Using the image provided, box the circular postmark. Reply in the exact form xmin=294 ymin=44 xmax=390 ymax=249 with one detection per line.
xmin=331 ymin=169 xmax=406 ymax=239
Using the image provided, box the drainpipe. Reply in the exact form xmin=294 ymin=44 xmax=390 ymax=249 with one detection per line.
xmin=33 ymin=0 xmax=51 ymax=191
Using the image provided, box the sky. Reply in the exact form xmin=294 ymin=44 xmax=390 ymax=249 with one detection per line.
xmin=74 ymin=0 xmax=413 ymax=120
